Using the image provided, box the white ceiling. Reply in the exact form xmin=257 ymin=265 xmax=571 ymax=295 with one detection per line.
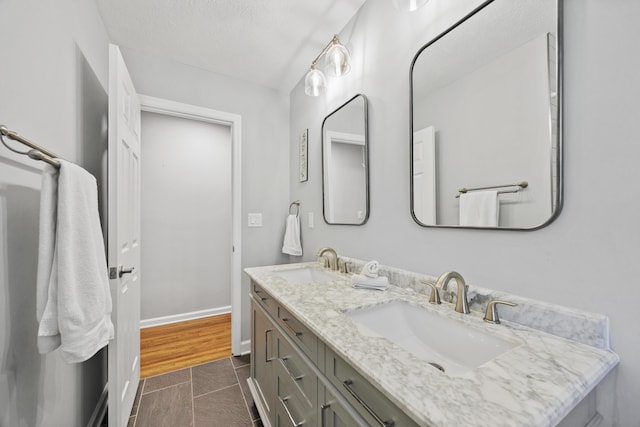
xmin=95 ymin=0 xmax=368 ymax=93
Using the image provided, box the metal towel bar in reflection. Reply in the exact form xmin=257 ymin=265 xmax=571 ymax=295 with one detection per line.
xmin=1 ymin=125 xmax=61 ymax=168
xmin=456 ymin=181 xmax=528 ymax=198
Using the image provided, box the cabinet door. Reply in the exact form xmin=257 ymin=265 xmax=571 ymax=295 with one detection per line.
xmin=252 ymin=301 xmax=275 ymax=425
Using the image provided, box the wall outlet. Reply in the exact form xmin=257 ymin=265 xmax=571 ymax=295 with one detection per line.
xmin=248 ymin=213 xmax=262 ymax=227
xmin=308 ymin=212 xmax=314 ymax=229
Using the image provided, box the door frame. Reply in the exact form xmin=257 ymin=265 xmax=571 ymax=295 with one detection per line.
xmin=138 ymin=95 xmax=243 ymax=355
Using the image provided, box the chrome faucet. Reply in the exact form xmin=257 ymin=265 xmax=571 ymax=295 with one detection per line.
xmin=435 ymin=271 xmax=470 ymax=314
xmin=317 ymin=247 xmax=338 ymax=271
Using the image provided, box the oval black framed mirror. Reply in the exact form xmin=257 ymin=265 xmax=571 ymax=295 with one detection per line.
xmin=410 ymin=0 xmax=562 ymax=230
xmin=322 ymin=94 xmax=369 ymax=225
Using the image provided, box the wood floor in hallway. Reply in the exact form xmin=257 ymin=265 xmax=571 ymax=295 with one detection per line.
xmin=140 ymin=313 xmax=232 ymax=378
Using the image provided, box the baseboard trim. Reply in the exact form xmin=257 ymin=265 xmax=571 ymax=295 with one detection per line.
xmin=86 ymin=383 xmax=108 ymax=427
xmin=247 ymin=378 xmax=272 ymax=427
xmin=236 ymin=339 xmax=251 ymax=356
xmin=140 ymin=306 xmax=232 ymax=329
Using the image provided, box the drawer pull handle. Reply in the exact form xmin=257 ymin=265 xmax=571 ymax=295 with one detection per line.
xmin=281 ymin=318 xmax=303 ymax=337
xmin=321 ymin=404 xmax=330 ymax=427
xmin=343 ymin=380 xmax=394 ymax=427
xmin=279 ymin=396 xmax=305 ymax=426
xmin=254 ymin=288 xmax=268 ymax=301
xmin=265 ymin=329 xmax=274 ymax=363
xmin=280 ymin=357 xmax=304 ymax=381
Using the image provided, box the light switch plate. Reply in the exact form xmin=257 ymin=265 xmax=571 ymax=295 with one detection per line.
xmin=308 ymin=212 xmax=314 ymax=229
xmin=248 ymin=213 xmax=262 ymax=227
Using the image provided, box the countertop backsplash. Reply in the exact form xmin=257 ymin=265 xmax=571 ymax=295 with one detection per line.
xmin=341 ymin=256 xmax=610 ymax=349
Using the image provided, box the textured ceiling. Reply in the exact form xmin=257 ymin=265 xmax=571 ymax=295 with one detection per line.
xmin=96 ymin=0 xmax=367 ymax=93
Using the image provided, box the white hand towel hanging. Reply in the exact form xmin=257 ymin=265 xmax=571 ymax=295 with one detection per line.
xmin=36 ymin=160 xmax=114 ymax=363
xmin=459 ymin=190 xmax=499 ymax=227
xmin=282 ymin=214 xmax=302 ymax=256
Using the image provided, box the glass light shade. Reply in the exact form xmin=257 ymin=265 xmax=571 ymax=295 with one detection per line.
xmin=325 ymin=43 xmax=351 ymax=77
xmin=392 ymin=0 xmax=429 ymax=12
xmin=304 ymin=67 xmax=327 ymax=96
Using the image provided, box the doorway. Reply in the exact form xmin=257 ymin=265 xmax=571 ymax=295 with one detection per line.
xmin=138 ymin=95 xmax=242 ymax=355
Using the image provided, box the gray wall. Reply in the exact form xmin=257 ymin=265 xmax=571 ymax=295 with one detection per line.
xmin=140 ymin=112 xmax=232 ymax=321
xmin=289 ymin=0 xmax=640 ymax=425
xmin=0 ymin=0 xmax=110 ymax=425
xmin=121 ymin=49 xmax=291 ymax=342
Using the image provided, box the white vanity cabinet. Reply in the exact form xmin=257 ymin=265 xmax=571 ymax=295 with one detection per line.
xmin=249 ymin=281 xmax=417 ymax=427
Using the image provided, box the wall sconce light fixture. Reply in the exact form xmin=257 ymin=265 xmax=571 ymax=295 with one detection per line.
xmin=304 ymin=35 xmax=351 ymax=97
xmin=392 ymin=0 xmax=429 ymax=12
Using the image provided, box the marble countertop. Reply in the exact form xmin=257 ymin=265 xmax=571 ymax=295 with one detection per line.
xmin=245 ymin=262 xmax=619 ymax=427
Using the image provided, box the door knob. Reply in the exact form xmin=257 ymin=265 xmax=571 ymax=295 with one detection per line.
xmin=119 ymin=266 xmax=135 ymax=278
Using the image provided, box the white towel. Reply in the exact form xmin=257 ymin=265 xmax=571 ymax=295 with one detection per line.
xmin=351 ymin=274 xmax=389 ymax=290
xmin=282 ymin=214 xmax=302 ymax=256
xmin=459 ymin=190 xmax=499 ymax=227
xmin=359 ymin=260 xmax=379 ymax=278
xmin=36 ymin=160 xmax=114 ymax=363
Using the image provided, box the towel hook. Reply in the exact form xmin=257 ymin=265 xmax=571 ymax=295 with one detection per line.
xmin=289 ymin=200 xmax=300 ymax=216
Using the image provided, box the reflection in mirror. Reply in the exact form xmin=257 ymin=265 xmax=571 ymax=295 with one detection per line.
xmin=322 ymin=94 xmax=369 ymax=225
xmin=410 ymin=0 xmax=561 ymax=230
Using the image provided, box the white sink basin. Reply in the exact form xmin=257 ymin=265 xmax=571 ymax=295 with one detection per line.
xmin=273 ymin=267 xmax=339 ymax=284
xmin=345 ymin=300 xmax=520 ymax=376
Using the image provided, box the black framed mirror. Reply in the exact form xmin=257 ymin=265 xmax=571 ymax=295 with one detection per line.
xmin=410 ymin=0 xmax=562 ymax=230
xmin=322 ymin=94 xmax=369 ymax=225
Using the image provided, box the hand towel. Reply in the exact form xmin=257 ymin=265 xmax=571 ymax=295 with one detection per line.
xmin=351 ymin=274 xmax=389 ymax=290
xmin=36 ymin=160 xmax=114 ymax=363
xmin=282 ymin=214 xmax=302 ymax=256
xmin=459 ymin=190 xmax=499 ymax=227
xmin=360 ymin=260 xmax=379 ymax=278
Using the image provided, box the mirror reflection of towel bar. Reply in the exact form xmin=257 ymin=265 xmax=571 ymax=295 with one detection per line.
xmin=456 ymin=181 xmax=528 ymax=198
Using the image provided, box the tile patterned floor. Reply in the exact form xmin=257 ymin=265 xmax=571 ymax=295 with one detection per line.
xmin=128 ymin=355 xmax=264 ymax=427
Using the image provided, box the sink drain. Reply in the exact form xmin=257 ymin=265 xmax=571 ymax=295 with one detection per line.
xmin=428 ymin=362 xmax=445 ymax=373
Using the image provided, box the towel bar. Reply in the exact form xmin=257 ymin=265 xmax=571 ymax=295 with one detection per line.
xmin=1 ymin=125 xmax=61 ymax=168
xmin=456 ymin=181 xmax=528 ymax=198
xmin=289 ymin=200 xmax=300 ymax=216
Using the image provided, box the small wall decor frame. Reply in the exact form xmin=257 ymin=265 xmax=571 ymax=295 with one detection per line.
xmin=299 ymin=128 xmax=309 ymax=182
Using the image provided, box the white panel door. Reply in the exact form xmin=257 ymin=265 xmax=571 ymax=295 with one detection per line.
xmin=413 ymin=126 xmax=436 ymax=224
xmin=108 ymin=44 xmax=141 ymax=427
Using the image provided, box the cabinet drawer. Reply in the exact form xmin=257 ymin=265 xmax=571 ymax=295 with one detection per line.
xmin=325 ymin=347 xmax=418 ymax=427
xmin=277 ymin=305 xmax=318 ymax=363
xmin=252 ymin=280 xmax=278 ymax=317
xmin=321 ymin=385 xmax=368 ymax=427
xmin=276 ymin=366 xmax=316 ymax=427
xmin=276 ymin=331 xmax=317 ymax=407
